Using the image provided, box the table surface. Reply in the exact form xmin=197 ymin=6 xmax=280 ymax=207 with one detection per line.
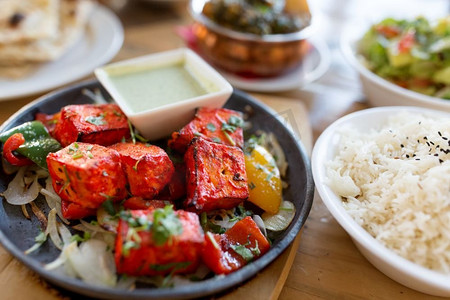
xmin=0 ymin=1 xmax=449 ymax=299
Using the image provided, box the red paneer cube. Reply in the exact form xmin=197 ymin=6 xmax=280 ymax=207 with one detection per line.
xmin=168 ymin=107 xmax=244 ymax=153
xmin=184 ymin=137 xmax=249 ymax=212
xmin=109 ymin=142 xmax=174 ymax=199
xmin=53 ymin=104 xmax=130 ymax=147
xmin=46 ymin=142 xmax=127 ymax=214
xmin=202 ymin=216 xmax=270 ymax=274
xmin=122 ymin=197 xmax=168 ymax=211
xmin=35 ymin=111 xmax=60 ymax=137
xmin=61 ymin=199 xmax=96 ymax=219
xmin=115 ymin=207 xmax=204 ymax=276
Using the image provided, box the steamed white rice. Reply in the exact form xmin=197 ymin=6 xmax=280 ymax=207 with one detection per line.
xmin=327 ymin=112 xmax=450 ymax=273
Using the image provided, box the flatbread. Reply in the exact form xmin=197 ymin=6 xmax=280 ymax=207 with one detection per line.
xmin=0 ymin=63 xmax=39 ymax=79
xmin=0 ymin=0 xmax=59 ymax=44
xmin=0 ymin=0 xmax=94 ymax=67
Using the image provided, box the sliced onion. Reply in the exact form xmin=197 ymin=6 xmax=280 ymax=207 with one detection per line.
xmin=44 ymin=254 xmax=67 ymax=271
xmin=41 ymin=177 xmax=69 ymax=224
xmin=262 ymin=200 xmax=296 ymax=231
xmin=65 ymin=239 xmax=117 ymax=287
xmin=116 ymin=276 xmax=136 ymax=290
xmin=97 ymin=206 xmax=118 ymax=233
xmin=208 ymin=208 xmax=238 ymax=230
xmin=3 ymin=167 xmax=41 ymax=205
xmin=252 ymin=214 xmax=267 ymax=237
xmin=58 ymin=223 xmax=72 ymax=246
xmin=46 ymin=208 xmax=63 ymax=250
xmin=267 ymin=133 xmax=288 ymax=178
xmin=73 ymin=221 xmax=115 ymax=250
xmin=79 ymin=219 xmax=110 ymax=233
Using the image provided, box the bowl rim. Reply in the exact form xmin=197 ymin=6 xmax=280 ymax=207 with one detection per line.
xmin=311 ymin=106 xmax=450 ymax=294
xmin=340 ymin=25 xmax=450 ymax=109
xmin=188 ymin=0 xmax=315 ymax=42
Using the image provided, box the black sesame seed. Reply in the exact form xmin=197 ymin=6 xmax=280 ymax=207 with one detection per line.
xmin=439 ymin=159 xmax=444 ymax=163
xmin=438 ymin=131 xmax=442 ymax=136
xmin=406 ymin=154 xmax=410 ymax=158
xmin=401 ymin=144 xmax=404 ymax=148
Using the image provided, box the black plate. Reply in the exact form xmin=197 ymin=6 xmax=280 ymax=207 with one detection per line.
xmin=0 ymin=80 xmax=314 ymax=299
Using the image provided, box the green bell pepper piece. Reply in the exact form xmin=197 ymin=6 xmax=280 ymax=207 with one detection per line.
xmin=0 ymin=120 xmax=61 ymax=169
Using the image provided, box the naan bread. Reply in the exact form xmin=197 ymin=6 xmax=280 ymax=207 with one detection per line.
xmin=0 ymin=0 xmax=94 ymax=67
xmin=0 ymin=0 xmax=59 ymax=44
xmin=0 ymin=63 xmax=39 ymax=79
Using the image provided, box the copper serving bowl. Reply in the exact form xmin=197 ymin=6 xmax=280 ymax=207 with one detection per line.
xmin=189 ymin=0 xmax=314 ymax=77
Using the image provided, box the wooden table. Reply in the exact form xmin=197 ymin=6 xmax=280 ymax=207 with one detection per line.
xmin=0 ymin=1 xmax=449 ymax=299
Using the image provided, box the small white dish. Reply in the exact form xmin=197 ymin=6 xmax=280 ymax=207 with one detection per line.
xmin=341 ymin=24 xmax=450 ymax=112
xmin=312 ymin=106 xmax=450 ymax=297
xmin=0 ymin=5 xmax=123 ymax=101
xmin=95 ymin=48 xmax=233 ymax=140
xmin=220 ymin=37 xmax=330 ymax=92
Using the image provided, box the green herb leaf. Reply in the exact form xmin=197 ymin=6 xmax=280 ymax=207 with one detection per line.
xmin=221 ymin=115 xmax=243 ymax=133
xmin=71 ymin=231 xmax=91 ymax=243
xmin=122 ymin=240 xmax=140 ymax=257
xmin=102 ymin=198 xmax=116 ymax=216
xmin=230 ymin=243 xmax=255 ymax=262
xmin=152 ymin=205 xmax=183 ymax=246
xmin=35 ymin=230 xmax=47 ymax=243
xmin=206 ymin=123 xmax=216 ymax=132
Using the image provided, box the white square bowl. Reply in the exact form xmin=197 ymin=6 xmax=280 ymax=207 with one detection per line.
xmin=95 ymin=48 xmax=233 ymax=140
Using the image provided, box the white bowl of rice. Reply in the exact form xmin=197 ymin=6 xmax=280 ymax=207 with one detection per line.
xmin=312 ymin=106 xmax=450 ymax=296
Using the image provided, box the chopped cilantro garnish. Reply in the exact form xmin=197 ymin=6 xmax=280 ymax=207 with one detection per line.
xmin=35 ymin=230 xmax=47 ymax=243
xmin=152 ymin=206 xmax=183 ymax=246
xmin=72 ymin=152 xmax=83 ymax=160
xmin=101 ymin=198 xmax=116 ymax=216
xmin=206 ymin=123 xmax=216 ymax=132
xmin=221 ymin=115 xmax=243 ymax=133
xmin=230 ymin=243 xmax=255 ymax=262
xmin=230 ymin=237 xmax=261 ymax=262
xmin=71 ymin=231 xmax=91 ymax=243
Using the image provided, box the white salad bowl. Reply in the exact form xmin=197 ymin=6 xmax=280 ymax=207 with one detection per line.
xmin=341 ymin=27 xmax=450 ymax=112
xmin=95 ymin=48 xmax=233 ymax=140
xmin=311 ymin=106 xmax=450 ymax=297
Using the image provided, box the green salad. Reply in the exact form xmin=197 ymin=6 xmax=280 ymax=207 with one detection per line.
xmin=359 ymin=16 xmax=450 ymax=99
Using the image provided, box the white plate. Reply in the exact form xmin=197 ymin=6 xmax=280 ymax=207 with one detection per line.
xmin=220 ymin=37 xmax=330 ymax=92
xmin=0 ymin=5 xmax=124 ymax=101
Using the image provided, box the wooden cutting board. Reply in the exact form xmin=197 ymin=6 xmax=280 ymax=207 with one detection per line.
xmin=0 ymin=94 xmax=312 ymax=300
